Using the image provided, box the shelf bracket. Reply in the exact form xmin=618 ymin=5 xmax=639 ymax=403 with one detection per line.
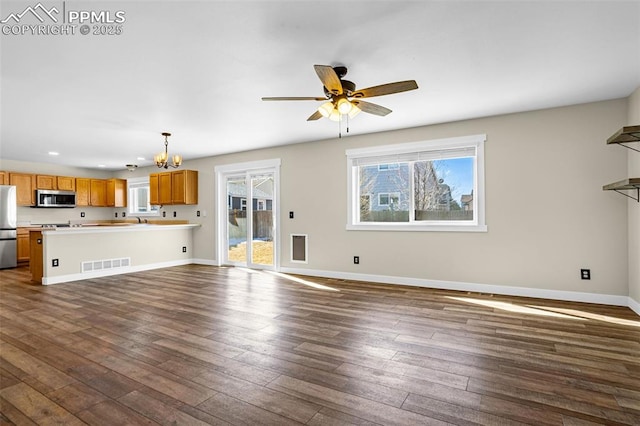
xmin=616 ymin=142 xmax=640 ymax=153
xmin=612 ymin=188 xmax=640 ymax=202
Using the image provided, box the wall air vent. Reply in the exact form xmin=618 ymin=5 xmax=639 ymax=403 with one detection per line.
xmin=82 ymin=257 xmax=131 ymax=273
xmin=291 ymin=234 xmax=308 ymax=263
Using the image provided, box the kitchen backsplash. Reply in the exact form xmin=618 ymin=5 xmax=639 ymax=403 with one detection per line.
xmin=17 ymin=206 xmax=115 ymax=226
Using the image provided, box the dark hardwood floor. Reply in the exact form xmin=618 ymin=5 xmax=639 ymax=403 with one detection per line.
xmin=0 ymin=264 xmax=639 ymax=425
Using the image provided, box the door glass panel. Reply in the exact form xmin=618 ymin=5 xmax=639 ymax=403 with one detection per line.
xmin=227 ymin=176 xmax=247 ymax=263
xmin=251 ymin=174 xmax=274 ymax=266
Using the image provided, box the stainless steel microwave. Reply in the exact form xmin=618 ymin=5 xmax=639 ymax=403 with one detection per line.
xmin=34 ymin=189 xmax=76 ymax=208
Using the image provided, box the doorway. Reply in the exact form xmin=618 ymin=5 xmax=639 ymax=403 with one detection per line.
xmin=216 ymin=160 xmax=280 ymax=270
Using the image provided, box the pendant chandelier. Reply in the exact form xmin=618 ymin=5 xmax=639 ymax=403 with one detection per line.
xmin=154 ymin=132 xmax=182 ymax=169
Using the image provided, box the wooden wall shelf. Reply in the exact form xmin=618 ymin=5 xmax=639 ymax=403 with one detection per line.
xmin=607 ymin=125 xmax=640 ymax=152
xmin=604 ymin=125 xmax=639 ymax=202
xmin=603 ymin=178 xmax=640 ymax=202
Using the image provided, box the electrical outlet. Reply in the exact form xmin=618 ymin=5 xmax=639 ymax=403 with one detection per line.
xmin=52 ymin=259 xmax=59 ymax=267
xmin=182 ymin=246 xmax=187 ymax=253
xmin=354 ymin=256 xmax=359 ymax=264
xmin=173 ymin=211 xmax=177 ymax=218
xmin=122 ymin=212 xmax=126 ymax=217
xmin=162 ymin=211 xmax=166 ymax=217
xmin=197 ymin=210 xmax=201 ymax=217
xmin=115 ymin=212 xmax=118 ymax=218
xmin=80 ymin=212 xmax=85 ymax=218
xmin=289 ymin=211 xmax=294 ymax=219
xmin=581 ymin=269 xmax=591 ymax=280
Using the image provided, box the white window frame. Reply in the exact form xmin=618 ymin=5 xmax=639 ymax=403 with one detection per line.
xmin=127 ymin=177 xmax=160 ymax=217
xmin=346 ymin=134 xmax=487 ymax=232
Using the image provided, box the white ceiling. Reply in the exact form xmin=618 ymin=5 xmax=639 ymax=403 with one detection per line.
xmin=1 ymin=1 xmax=639 ymax=171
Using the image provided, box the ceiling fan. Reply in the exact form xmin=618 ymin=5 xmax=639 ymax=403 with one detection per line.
xmin=262 ymin=65 xmax=418 ymax=122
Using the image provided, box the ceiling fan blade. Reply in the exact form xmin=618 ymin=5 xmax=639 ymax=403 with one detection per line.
xmin=262 ymin=96 xmax=327 ymax=101
xmin=314 ymin=65 xmax=343 ymax=95
xmin=353 ymin=100 xmax=392 ymax=116
xmin=351 ymin=80 xmax=418 ymax=98
xmin=307 ymin=110 xmax=323 ymax=121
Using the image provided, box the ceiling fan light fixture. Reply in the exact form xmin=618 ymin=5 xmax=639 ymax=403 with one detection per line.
xmin=348 ymin=103 xmax=361 ymax=119
xmin=328 ymin=108 xmax=341 ymax=122
xmin=337 ymin=97 xmax=352 ymax=114
xmin=318 ymin=101 xmax=334 ymax=118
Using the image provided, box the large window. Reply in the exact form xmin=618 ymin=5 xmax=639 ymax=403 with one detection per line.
xmin=128 ymin=177 xmax=159 ymax=216
xmin=346 ymin=134 xmax=486 ymax=232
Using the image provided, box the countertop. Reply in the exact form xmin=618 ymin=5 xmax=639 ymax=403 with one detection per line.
xmin=37 ymin=223 xmax=200 ymax=234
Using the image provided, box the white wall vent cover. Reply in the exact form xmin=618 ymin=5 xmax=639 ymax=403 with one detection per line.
xmin=82 ymin=257 xmax=131 ymax=273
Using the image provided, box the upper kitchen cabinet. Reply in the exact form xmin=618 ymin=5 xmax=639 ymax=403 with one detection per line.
xmin=36 ymin=174 xmax=76 ymax=191
xmin=36 ymin=175 xmax=57 ymax=190
xmin=149 ymin=173 xmax=159 ymax=205
xmin=107 ymin=178 xmax=127 ymax=207
xmin=159 ymin=172 xmax=173 ymax=205
xmin=0 ymin=171 xmax=7 ymax=185
xmin=76 ymin=178 xmax=90 ymax=206
xmin=57 ymin=176 xmax=76 ymax=191
xmin=9 ymin=173 xmax=36 ymax=205
xmin=172 ymin=170 xmax=198 ymax=204
xmin=90 ymin=179 xmax=107 ymax=207
xmin=149 ymin=170 xmax=198 ymax=205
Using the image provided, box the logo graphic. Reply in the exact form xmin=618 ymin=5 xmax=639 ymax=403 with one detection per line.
xmin=1 ymin=2 xmax=126 ymax=36
xmin=1 ymin=2 xmax=59 ymax=24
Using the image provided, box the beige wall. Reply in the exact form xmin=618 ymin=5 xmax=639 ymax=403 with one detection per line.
xmin=627 ymin=87 xmax=640 ymax=305
xmin=186 ymin=99 xmax=629 ymax=297
xmin=2 ymin=98 xmax=632 ymax=300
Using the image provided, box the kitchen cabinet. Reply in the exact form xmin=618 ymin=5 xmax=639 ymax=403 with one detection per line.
xmin=150 ymin=172 xmax=173 ymax=205
xmin=36 ymin=175 xmax=57 ymax=190
xmin=9 ymin=173 xmax=35 ymax=206
xmin=0 ymin=171 xmax=7 ymax=185
xmin=107 ymin=178 xmax=127 ymax=207
xmin=57 ymin=176 xmax=76 ymax=191
xmin=90 ymin=179 xmax=107 ymax=206
xmin=150 ymin=170 xmax=198 ymax=205
xmin=172 ymin=170 xmax=198 ymax=204
xmin=17 ymin=228 xmax=30 ymax=264
xmin=149 ymin=173 xmax=159 ymax=205
xmin=76 ymin=178 xmax=90 ymax=206
xmin=30 ymin=231 xmax=43 ymax=284
xmin=159 ymin=172 xmax=173 ymax=205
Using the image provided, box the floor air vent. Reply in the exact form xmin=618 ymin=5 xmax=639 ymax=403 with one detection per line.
xmin=82 ymin=257 xmax=131 ymax=273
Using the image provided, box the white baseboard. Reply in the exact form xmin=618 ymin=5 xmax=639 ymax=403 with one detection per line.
xmin=42 ymin=259 xmax=194 ymax=285
xmin=279 ymin=266 xmax=632 ymax=308
xmin=192 ymin=258 xmax=218 ymax=266
xmin=629 ymin=296 xmax=640 ymax=316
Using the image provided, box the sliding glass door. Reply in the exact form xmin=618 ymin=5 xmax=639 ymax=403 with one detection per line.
xmin=220 ymin=163 xmax=278 ymax=270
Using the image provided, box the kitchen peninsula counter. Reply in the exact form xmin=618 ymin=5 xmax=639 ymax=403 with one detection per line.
xmin=31 ymin=223 xmax=200 ymax=284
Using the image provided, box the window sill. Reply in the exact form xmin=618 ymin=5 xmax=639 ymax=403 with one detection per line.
xmin=346 ymin=223 xmax=488 ymax=232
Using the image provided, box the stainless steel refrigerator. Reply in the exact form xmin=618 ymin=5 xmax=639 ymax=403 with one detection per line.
xmin=0 ymin=185 xmax=17 ymax=269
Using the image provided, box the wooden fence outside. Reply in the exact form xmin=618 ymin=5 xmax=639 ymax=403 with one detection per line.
xmin=361 ymin=209 xmax=473 ymax=222
xmin=228 ymin=210 xmax=273 ymax=240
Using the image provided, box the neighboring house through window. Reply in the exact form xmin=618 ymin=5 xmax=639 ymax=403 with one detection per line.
xmin=346 ymin=134 xmax=487 ymax=232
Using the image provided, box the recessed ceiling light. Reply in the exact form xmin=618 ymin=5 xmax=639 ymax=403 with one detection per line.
xmin=48 ymin=151 xmax=59 ymax=156
xmin=137 ymin=157 xmax=145 ymax=161
xmin=98 ymin=164 xmax=106 ymax=168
